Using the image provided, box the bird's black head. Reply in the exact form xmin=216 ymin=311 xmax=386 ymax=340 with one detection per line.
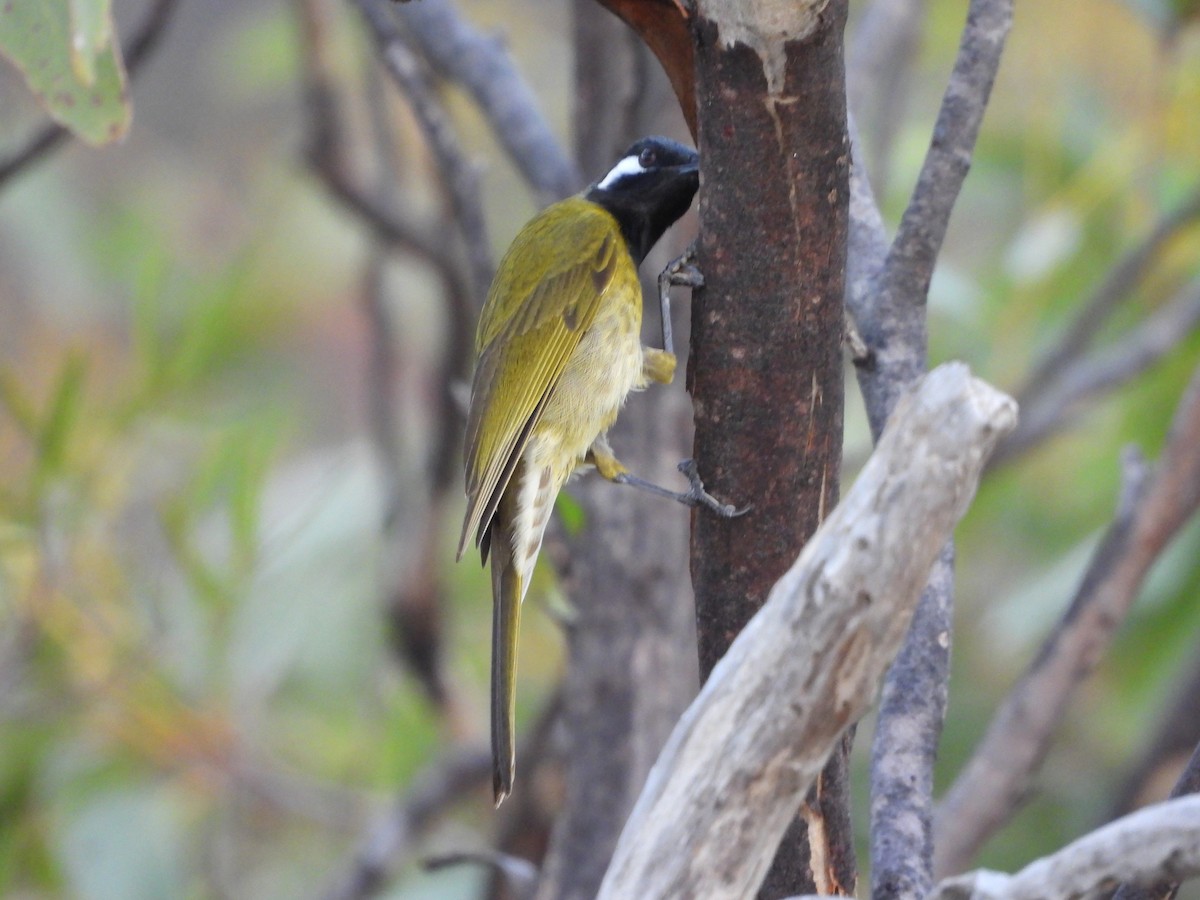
xmin=584 ymin=136 xmax=699 ymax=266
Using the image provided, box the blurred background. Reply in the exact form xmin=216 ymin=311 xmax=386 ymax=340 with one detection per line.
xmin=2 ymin=0 xmax=1200 ymax=897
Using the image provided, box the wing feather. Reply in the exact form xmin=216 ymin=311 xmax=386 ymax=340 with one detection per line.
xmin=457 ymin=199 xmax=623 ymax=560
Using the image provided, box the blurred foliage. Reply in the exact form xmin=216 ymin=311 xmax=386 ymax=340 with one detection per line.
xmin=0 ymin=0 xmax=1199 ymax=897
xmin=0 ymin=0 xmax=129 ymax=145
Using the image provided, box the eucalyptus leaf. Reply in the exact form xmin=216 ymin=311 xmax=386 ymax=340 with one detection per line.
xmin=0 ymin=0 xmax=129 ymax=145
xmin=67 ymin=0 xmax=111 ymax=86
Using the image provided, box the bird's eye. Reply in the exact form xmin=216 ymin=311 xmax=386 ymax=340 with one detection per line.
xmin=638 ymin=148 xmax=657 ymax=168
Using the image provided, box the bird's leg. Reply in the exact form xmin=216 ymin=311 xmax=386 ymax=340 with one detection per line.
xmin=587 ymin=438 xmax=747 ymax=518
xmin=657 ymin=243 xmax=704 ymax=358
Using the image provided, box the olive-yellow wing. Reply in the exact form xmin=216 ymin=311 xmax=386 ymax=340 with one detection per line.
xmin=457 ymin=198 xmax=625 ymax=562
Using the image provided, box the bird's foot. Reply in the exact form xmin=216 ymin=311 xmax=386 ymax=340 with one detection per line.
xmin=675 ymin=459 xmax=749 ymax=518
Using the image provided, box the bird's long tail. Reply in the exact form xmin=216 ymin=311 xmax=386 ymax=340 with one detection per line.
xmin=489 ymin=459 xmax=556 ymax=805
xmin=489 ymin=507 xmax=523 ymax=807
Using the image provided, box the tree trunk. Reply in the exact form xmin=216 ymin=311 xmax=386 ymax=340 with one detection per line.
xmin=688 ymin=0 xmax=853 ymax=892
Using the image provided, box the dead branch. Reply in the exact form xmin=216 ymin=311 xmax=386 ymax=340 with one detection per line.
xmin=1112 ymin=742 xmax=1200 ymax=900
xmin=353 ymin=0 xmax=494 ymax=303
xmin=929 ymin=796 xmax=1200 ymax=900
xmin=392 ymin=0 xmax=580 ymax=200
xmin=991 ymin=276 xmax=1200 ymax=469
xmin=296 ymin=0 xmax=472 ymax=713
xmin=597 ymin=364 xmax=1017 ymax=900
xmin=935 ymin=359 xmax=1200 ymax=876
xmin=296 ymin=0 xmax=469 ymax=299
xmin=1019 ymin=185 xmax=1200 ymax=397
xmin=847 ymin=0 xmax=929 ymax=197
xmin=883 ymin=0 xmax=1013 ymax=322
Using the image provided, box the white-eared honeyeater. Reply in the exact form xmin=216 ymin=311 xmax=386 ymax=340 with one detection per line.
xmin=457 ymin=136 xmax=705 ymax=805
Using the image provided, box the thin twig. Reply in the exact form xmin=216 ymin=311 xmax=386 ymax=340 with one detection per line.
xmin=353 ymin=0 xmax=494 ymax=305
xmin=1111 ymin=743 xmax=1200 ymax=900
xmin=362 ymin=62 xmax=408 ymax=525
xmin=935 ymin=360 xmax=1200 ymax=877
xmin=1019 ymin=185 xmax=1200 ymax=398
xmin=322 ymin=745 xmax=492 ymax=900
xmin=847 ymin=0 xmax=929 ymax=198
xmin=883 ymin=0 xmax=1013 ymax=312
xmin=392 ymin=0 xmax=580 ymax=201
xmin=929 ymin=796 xmax=1200 ymax=900
xmin=0 ymin=0 xmax=182 ymax=190
xmin=297 ymin=0 xmax=464 ymax=284
xmin=991 ymin=276 xmax=1200 ymax=469
xmin=296 ymin=0 xmax=475 ymax=389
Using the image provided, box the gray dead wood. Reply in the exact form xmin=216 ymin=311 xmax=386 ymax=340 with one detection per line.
xmin=595 ymin=363 xmax=1018 ymax=900
xmin=928 ymin=795 xmax=1200 ymax=900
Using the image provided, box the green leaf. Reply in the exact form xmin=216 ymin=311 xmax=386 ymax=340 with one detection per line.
xmin=67 ymin=0 xmax=111 ymax=86
xmin=0 ymin=0 xmax=129 ymax=146
xmin=34 ymin=352 xmax=88 ymax=484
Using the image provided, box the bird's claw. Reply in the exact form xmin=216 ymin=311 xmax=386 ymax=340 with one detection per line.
xmin=676 ymin=459 xmax=750 ymax=518
xmin=661 ymin=248 xmax=704 ymax=290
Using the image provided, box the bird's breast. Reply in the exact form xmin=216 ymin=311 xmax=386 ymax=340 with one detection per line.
xmin=534 ymin=278 xmax=644 ymax=466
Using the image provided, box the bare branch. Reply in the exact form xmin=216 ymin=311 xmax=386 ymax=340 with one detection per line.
xmin=935 ymin=360 xmax=1200 ymax=877
xmin=296 ymin=0 xmax=467 ymax=291
xmin=392 ymin=0 xmax=580 ymax=200
xmin=1019 ymin=185 xmax=1200 ymax=397
xmin=322 ymin=746 xmax=492 ymax=900
xmin=869 ymin=545 xmax=955 ymax=900
xmin=884 ymin=0 xmax=1012 ymax=307
xmin=1110 ymin=743 xmax=1200 ymax=900
xmin=929 ymin=796 xmax=1200 ymax=900
xmin=297 ymin=0 xmax=473 ymax=711
xmin=353 ymin=0 xmax=494 ymax=304
xmin=847 ymin=0 xmax=929 ymax=197
xmin=598 ymin=365 xmax=1017 ymax=900
xmin=0 ymin=0 xmax=182 ymax=190
xmin=847 ymin=111 xmax=962 ymax=900
xmin=991 ymin=276 xmax=1200 ymax=469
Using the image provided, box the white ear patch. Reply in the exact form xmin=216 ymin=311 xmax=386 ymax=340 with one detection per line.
xmin=597 ymin=154 xmax=647 ymax=190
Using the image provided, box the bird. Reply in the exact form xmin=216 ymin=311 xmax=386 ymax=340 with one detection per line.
xmin=458 ymin=135 xmax=730 ymax=805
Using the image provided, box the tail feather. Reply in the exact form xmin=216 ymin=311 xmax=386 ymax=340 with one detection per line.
xmin=490 ymin=517 xmax=522 ymax=806
xmin=489 ymin=458 xmax=555 ymax=805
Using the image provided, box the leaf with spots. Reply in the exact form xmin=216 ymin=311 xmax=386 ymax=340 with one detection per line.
xmin=0 ymin=0 xmax=129 ymax=146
